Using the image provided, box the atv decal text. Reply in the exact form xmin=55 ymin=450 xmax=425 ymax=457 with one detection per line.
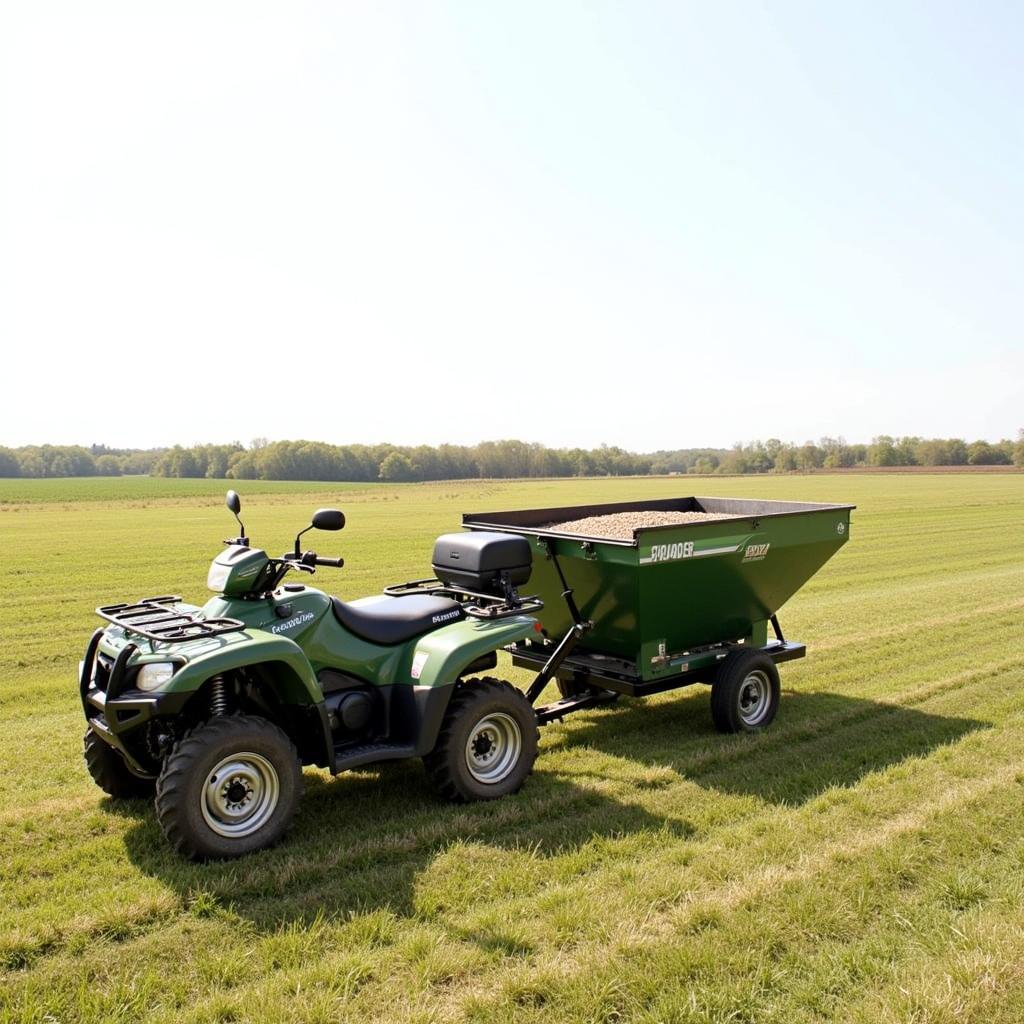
xmin=270 ymin=611 xmax=316 ymax=634
xmin=431 ymin=609 xmax=461 ymax=624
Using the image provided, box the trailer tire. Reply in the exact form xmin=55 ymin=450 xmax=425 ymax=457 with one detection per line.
xmin=155 ymin=715 xmax=302 ymax=861
xmin=83 ymin=728 xmax=155 ymax=798
xmin=424 ymin=678 xmax=539 ymax=803
xmin=710 ymin=651 xmax=780 ymax=733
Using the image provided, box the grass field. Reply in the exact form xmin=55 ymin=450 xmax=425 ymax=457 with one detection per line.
xmin=2 ymin=473 xmax=1023 ymax=1023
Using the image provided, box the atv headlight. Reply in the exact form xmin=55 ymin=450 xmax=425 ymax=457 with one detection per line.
xmin=136 ymin=662 xmax=176 ymax=692
xmin=207 ymin=561 xmax=231 ymax=592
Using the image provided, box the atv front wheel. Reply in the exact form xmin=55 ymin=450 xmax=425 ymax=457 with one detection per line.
xmin=83 ymin=728 xmax=155 ymax=798
xmin=424 ymin=678 xmax=539 ymax=802
xmin=155 ymin=715 xmax=302 ymax=860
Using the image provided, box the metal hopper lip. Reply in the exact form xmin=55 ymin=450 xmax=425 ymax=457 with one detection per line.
xmin=462 ymin=496 xmax=857 ymax=547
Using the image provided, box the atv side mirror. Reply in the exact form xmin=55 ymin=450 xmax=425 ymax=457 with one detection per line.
xmin=312 ymin=509 xmax=345 ymax=531
xmin=225 ymin=490 xmax=246 ymax=542
xmin=292 ymin=508 xmax=345 ymax=556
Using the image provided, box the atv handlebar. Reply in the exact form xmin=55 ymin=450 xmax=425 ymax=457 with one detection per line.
xmin=280 ymin=551 xmax=344 ymax=573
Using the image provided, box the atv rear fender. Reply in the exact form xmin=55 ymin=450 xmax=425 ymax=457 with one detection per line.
xmin=404 ymin=615 xmax=538 ymax=688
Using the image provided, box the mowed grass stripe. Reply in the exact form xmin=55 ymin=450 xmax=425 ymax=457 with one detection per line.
xmin=4 ymin=653 xmax=1022 ymax=968
xmin=2 ymin=579 xmax=1022 ymax=880
xmin=5 ymin=703 xmax=1024 ymax=1023
xmin=1 ymin=600 xmax=1021 ymax=822
xmin=1 ymin=474 xmax=1022 ymax=1023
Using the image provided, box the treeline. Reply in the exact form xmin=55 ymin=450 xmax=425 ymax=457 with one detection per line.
xmin=0 ymin=444 xmax=163 ymax=478
xmin=700 ymin=435 xmax=1022 ymax=474
xmin=0 ymin=435 xmax=1021 ymax=479
xmin=154 ymin=440 xmax=654 ymax=481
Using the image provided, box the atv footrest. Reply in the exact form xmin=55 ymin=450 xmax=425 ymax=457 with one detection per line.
xmin=333 ymin=742 xmax=417 ymax=773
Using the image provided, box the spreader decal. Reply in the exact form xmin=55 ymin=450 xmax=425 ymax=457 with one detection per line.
xmin=639 ymin=536 xmax=749 ymax=565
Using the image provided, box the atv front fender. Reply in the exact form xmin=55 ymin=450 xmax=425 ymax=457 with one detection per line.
xmin=161 ymin=628 xmax=322 ymax=705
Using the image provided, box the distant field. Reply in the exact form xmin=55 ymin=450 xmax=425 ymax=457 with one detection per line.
xmin=2 ymin=473 xmax=1024 ymax=1023
xmin=0 ymin=476 xmax=384 ymax=504
xmin=0 ymin=464 xmax=1018 ymax=505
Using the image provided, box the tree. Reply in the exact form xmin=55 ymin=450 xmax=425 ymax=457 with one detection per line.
xmin=868 ymin=436 xmax=899 ymax=466
xmin=154 ymin=446 xmax=201 ymax=477
xmin=773 ymin=445 xmax=798 ymax=472
xmin=0 ymin=447 xmax=20 ymax=477
xmin=378 ymin=452 xmax=416 ymax=482
xmin=967 ymin=440 xmax=1010 ymax=466
xmin=820 ymin=437 xmax=855 ymax=469
xmin=95 ymin=454 xmax=122 ymax=475
xmin=689 ymin=456 xmax=718 ymax=475
xmin=796 ymin=443 xmax=823 ymax=471
xmin=226 ymin=451 xmax=259 ymax=479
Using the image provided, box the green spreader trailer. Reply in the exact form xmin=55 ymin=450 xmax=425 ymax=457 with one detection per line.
xmin=460 ymin=495 xmax=854 ymax=733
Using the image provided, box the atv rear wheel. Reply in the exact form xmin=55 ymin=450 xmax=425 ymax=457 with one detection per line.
xmin=83 ymin=728 xmax=155 ymax=798
xmin=155 ymin=715 xmax=302 ymax=860
xmin=424 ymin=678 xmax=539 ymax=802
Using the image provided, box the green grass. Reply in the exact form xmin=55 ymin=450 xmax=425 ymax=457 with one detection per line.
xmin=2 ymin=473 xmax=1023 ymax=1023
xmin=0 ymin=476 xmax=384 ymax=504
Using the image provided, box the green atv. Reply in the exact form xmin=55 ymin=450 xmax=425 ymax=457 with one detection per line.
xmin=80 ymin=491 xmax=556 ymax=860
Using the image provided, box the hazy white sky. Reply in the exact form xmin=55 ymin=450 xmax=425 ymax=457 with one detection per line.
xmin=1 ymin=2 xmax=1021 ymax=451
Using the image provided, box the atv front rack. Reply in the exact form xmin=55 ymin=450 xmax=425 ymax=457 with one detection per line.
xmin=383 ymin=578 xmax=544 ymax=620
xmin=96 ymin=596 xmax=246 ymax=644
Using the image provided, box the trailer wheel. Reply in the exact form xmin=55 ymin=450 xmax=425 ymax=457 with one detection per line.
xmin=83 ymin=728 xmax=155 ymax=798
xmin=710 ymin=651 xmax=780 ymax=733
xmin=155 ymin=715 xmax=303 ymax=861
xmin=424 ymin=678 xmax=539 ymax=803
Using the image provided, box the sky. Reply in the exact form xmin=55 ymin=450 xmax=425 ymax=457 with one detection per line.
xmin=1 ymin=1 xmax=1021 ymax=452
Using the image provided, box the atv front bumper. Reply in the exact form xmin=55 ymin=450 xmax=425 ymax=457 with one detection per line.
xmin=79 ymin=629 xmax=188 ymax=776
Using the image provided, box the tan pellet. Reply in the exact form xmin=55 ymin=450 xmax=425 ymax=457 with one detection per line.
xmin=540 ymin=510 xmax=741 ymax=540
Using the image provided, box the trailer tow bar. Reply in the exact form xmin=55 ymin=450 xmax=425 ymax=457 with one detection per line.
xmin=524 ymin=540 xmax=595 ymax=709
xmin=525 ymin=619 xmax=591 ymax=705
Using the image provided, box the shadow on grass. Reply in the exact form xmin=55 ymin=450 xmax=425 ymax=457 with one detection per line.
xmin=119 ymin=766 xmax=691 ymax=929
xmin=119 ymin=689 xmax=984 ymax=930
xmin=559 ymin=688 xmax=987 ymax=805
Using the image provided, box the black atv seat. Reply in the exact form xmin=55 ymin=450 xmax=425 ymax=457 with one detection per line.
xmin=331 ymin=594 xmax=465 ymax=646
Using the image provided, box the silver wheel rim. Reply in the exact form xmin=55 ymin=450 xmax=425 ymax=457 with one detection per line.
xmin=465 ymin=712 xmax=522 ymax=784
xmin=201 ymin=751 xmax=280 ymax=838
xmin=738 ymin=669 xmax=772 ymax=726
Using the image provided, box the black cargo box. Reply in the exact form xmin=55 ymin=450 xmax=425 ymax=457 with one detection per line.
xmin=432 ymin=532 xmax=532 ymax=593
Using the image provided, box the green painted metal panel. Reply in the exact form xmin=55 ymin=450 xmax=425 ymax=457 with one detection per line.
xmin=409 ymin=615 xmax=538 ymax=688
xmin=464 ymin=496 xmax=853 ymax=680
xmin=101 ymin=585 xmax=539 ymax=699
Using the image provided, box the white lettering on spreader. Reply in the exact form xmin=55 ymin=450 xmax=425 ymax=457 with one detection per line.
xmin=647 ymin=541 xmax=694 ymax=564
xmin=639 ymin=539 xmax=747 ymax=565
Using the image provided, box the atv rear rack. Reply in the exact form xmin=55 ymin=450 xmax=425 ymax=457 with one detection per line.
xmin=383 ymin=578 xmax=544 ymax=620
xmin=96 ymin=596 xmax=246 ymax=644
